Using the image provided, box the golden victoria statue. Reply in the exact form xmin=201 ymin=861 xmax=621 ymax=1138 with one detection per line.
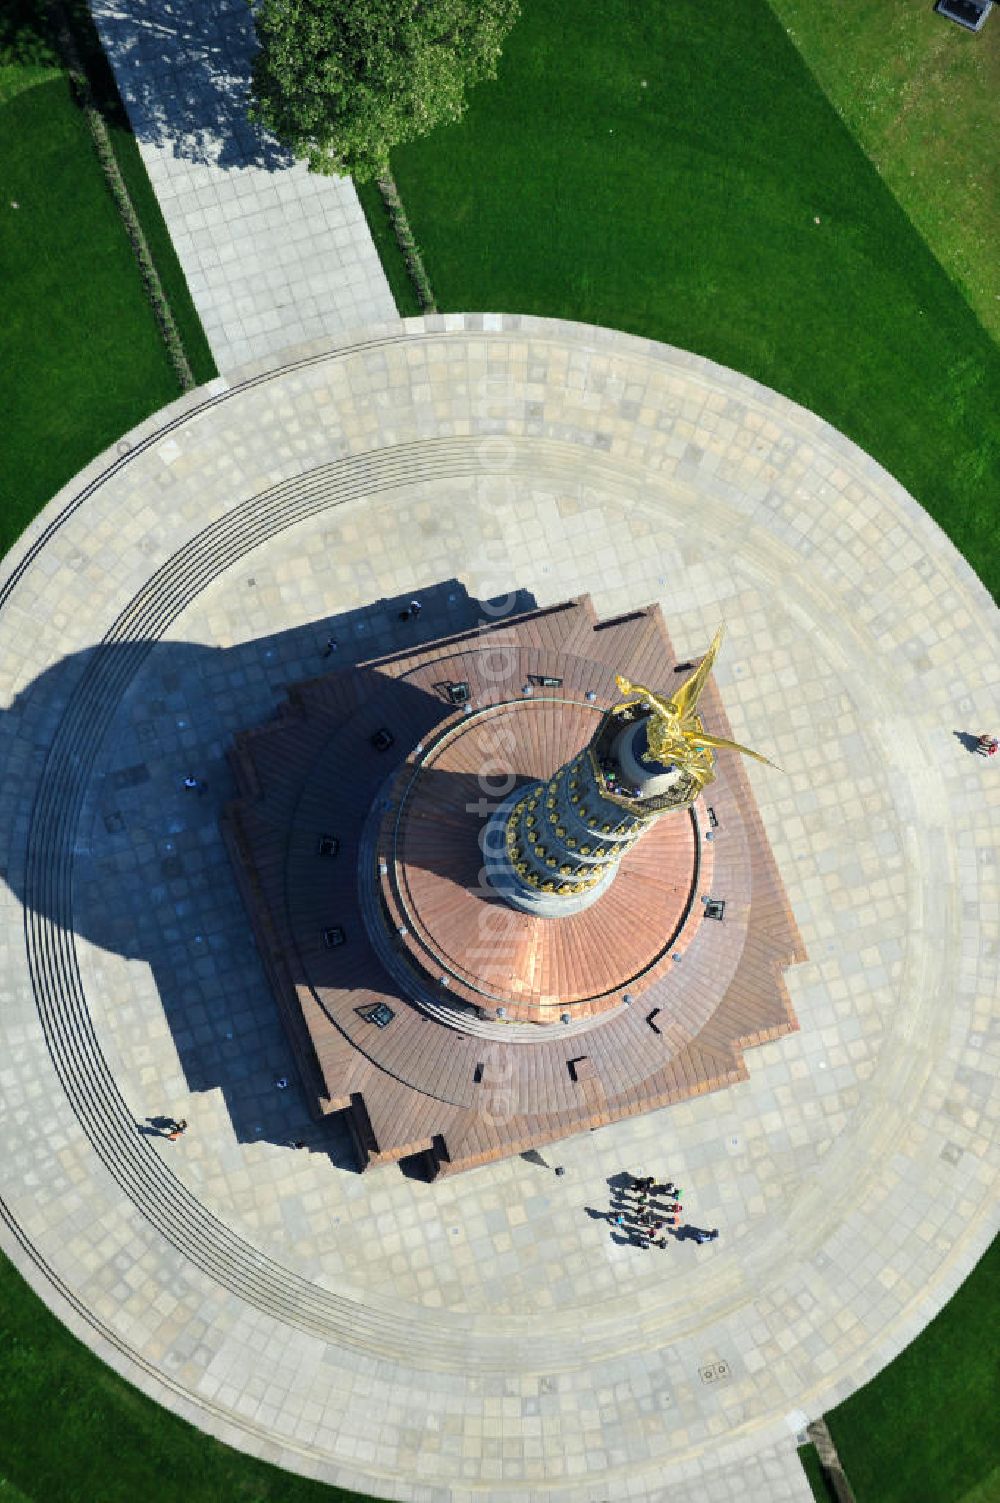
xmin=493 ymin=623 xmax=775 ymax=915
xmin=613 ymin=625 xmax=774 ymax=795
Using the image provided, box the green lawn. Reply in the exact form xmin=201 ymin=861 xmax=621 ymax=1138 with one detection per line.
xmin=0 ymin=0 xmax=214 ymax=560
xmin=385 ymin=0 xmax=999 ymax=598
xmin=0 ymin=1254 xmax=379 ymax=1502
xmin=826 ymin=1237 xmax=999 ymax=1503
xmin=767 ymin=0 xmax=1000 ymax=344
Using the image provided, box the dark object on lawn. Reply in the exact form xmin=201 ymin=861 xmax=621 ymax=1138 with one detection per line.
xmin=933 ymin=0 xmax=992 ymax=31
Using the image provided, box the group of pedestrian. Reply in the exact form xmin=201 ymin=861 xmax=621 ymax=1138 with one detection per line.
xmin=606 ymin=1173 xmax=719 ymax=1250
xmin=608 ymin=1174 xmax=681 ymax=1249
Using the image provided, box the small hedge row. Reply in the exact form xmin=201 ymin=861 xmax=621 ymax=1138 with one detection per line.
xmin=377 ymin=172 xmax=437 ymax=312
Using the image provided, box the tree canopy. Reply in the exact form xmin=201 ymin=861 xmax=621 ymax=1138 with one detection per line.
xmin=248 ymin=0 xmax=520 ymax=181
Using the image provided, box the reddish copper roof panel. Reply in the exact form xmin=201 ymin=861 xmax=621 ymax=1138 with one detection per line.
xmin=223 ymin=596 xmax=803 ymax=1176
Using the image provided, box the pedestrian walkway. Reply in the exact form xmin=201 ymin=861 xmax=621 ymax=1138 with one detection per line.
xmin=89 ymin=0 xmax=397 ymax=374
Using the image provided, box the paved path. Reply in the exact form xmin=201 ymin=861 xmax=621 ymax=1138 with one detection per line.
xmin=88 ymin=0 xmax=397 ymax=374
xmin=0 ymin=316 xmax=996 ymax=1503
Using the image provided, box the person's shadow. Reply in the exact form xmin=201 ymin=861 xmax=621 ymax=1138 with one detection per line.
xmin=583 ymin=1172 xmax=649 ymax=1245
xmin=0 ymin=580 xmax=538 ymax=1165
xmin=673 ymin=1225 xmax=716 ymax=1243
xmin=954 ymin=730 xmax=987 ymax=755
xmin=606 ymin=1170 xmax=635 ymax=1211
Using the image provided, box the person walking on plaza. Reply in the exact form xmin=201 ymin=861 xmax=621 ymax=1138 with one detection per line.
xmin=976 ymin=733 xmax=998 ymax=757
xmin=166 ymin=1118 xmax=187 ymax=1141
xmin=692 ymin=1228 xmax=719 ymax=1245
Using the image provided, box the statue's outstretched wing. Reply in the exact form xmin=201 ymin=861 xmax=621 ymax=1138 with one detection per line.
xmin=671 ymin=624 xmax=725 ymax=725
xmin=687 ymin=730 xmax=777 ymax=769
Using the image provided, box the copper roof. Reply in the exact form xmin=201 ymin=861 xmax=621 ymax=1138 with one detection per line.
xmin=222 ymin=596 xmax=804 ymax=1176
xmin=377 ymin=693 xmax=709 ymax=1019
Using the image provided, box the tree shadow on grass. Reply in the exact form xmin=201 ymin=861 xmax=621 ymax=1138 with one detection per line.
xmin=0 ymin=0 xmax=61 ymax=70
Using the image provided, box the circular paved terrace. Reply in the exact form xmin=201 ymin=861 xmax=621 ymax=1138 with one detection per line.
xmin=0 ymin=315 xmax=996 ymax=1503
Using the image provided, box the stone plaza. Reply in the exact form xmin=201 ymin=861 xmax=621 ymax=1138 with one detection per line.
xmin=0 ymin=315 xmax=996 ymax=1503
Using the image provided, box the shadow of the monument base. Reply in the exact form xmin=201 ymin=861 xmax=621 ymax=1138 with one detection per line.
xmin=4 ymin=579 xmax=536 ymax=1171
